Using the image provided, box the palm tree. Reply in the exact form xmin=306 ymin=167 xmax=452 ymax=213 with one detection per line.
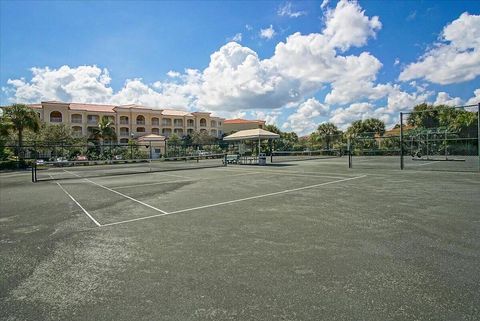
xmin=316 ymin=122 xmax=340 ymax=149
xmin=3 ymin=104 xmax=40 ymax=159
xmin=90 ymin=116 xmax=117 ymax=156
xmin=90 ymin=116 xmax=117 ymax=143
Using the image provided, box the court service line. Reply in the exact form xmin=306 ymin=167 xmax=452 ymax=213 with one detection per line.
xmin=100 ymin=175 xmax=367 ymax=227
xmin=55 ymin=182 xmax=102 ymax=227
xmin=412 ymin=160 xmax=439 ymax=167
xmin=217 ymin=167 xmax=350 ymax=179
xmin=113 ymin=171 xmax=261 ymax=190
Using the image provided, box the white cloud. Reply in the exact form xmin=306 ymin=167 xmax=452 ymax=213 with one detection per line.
xmin=6 ymin=65 xmax=113 ymax=103
xmin=323 ymin=0 xmax=382 ymax=52
xmin=434 ymin=92 xmax=463 ymax=106
xmin=228 ymin=33 xmax=242 ymax=42
xmin=394 ymin=58 xmax=400 ymax=66
xmin=277 ymin=2 xmax=306 ymax=18
xmin=245 ymin=24 xmax=253 ymax=31
xmin=320 ymin=0 xmax=329 ymax=10
xmin=260 ymin=25 xmax=276 ymax=40
xmin=282 ymin=98 xmax=329 ymax=134
xmin=466 ymin=89 xmax=480 ymax=106
xmin=167 ymin=70 xmax=181 ymax=78
xmin=399 ymin=12 xmax=480 ymax=85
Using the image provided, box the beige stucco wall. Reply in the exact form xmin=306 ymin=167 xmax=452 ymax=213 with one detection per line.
xmin=33 ymin=102 xmax=225 ymax=143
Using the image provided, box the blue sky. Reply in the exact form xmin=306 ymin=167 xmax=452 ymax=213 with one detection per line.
xmin=1 ymin=0 xmax=479 ymax=134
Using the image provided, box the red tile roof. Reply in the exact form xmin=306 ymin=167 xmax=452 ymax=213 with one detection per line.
xmin=69 ymin=103 xmax=116 ymax=113
xmin=224 ymin=118 xmax=265 ymax=124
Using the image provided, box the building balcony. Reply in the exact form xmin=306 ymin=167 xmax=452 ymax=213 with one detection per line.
xmin=50 ymin=117 xmax=63 ymax=123
xmin=136 ymin=121 xmax=146 ymax=125
xmin=120 ymin=120 xmax=129 ymax=125
xmin=120 ymin=132 xmax=130 ymax=137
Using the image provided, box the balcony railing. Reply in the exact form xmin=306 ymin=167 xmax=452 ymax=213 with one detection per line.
xmin=87 ymin=119 xmax=98 ymax=124
xmin=71 ymin=118 xmax=82 ymax=124
xmin=120 ymin=132 xmax=130 ymax=137
xmin=120 ymin=120 xmax=129 ymax=125
xmin=136 ymin=120 xmax=145 ymax=125
xmin=50 ymin=117 xmax=63 ymax=123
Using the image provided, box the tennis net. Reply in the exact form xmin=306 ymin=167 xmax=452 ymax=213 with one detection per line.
xmin=271 ymin=149 xmax=342 ymax=163
xmin=33 ymin=153 xmax=226 ymax=182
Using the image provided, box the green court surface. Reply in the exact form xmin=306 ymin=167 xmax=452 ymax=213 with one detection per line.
xmin=1 ymin=158 xmax=479 ymax=321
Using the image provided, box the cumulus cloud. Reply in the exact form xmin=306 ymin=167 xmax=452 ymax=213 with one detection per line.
xmin=323 ymin=0 xmax=381 ymax=52
xmin=399 ymin=12 xmax=480 ymax=85
xmin=260 ymin=25 xmax=276 ymax=39
xmin=434 ymin=92 xmax=463 ymax=106
xmin=277 ymin=2 xmax=306 ymax=18
xmin=320 ymin=0 xmax=329 ymax=10
xmin=282 ymin=98 xmax=329 ymax=134
xmin=466 ymin=89 xmax=480 ymax=106
xmin=6 ymin=65 xmax=113 ymax=103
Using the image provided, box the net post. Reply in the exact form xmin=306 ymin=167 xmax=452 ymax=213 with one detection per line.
xmin=224 ymin=153 xmax=227 ymax=167
xmin=32 ymin=162 xmax=37 ymax=183
xmin=400 ymin=112 xmax=404 ymax=170
xmin=347 ymin=138 xmax=352 ymax=168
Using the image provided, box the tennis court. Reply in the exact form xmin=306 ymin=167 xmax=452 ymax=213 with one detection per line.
xmin=1 ymin=157 xmax=479 ymax=320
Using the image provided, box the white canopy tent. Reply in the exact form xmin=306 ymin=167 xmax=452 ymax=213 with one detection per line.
xmin=223 ymin=128 xmax=280 ymax=141
xmin=223 ymin=128 xmax=280 ymax=161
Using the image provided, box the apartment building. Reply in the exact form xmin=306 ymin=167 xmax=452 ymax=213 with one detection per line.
xmin=223 ymin=118 xmax=265 ymax=134
xmin=29 ymin=101 xmax=225 ymax=143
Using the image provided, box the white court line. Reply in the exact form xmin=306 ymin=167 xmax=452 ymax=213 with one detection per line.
xmin=412 ymin=160 xmax=440 ymax=167
xmin=113 ymin=171 xmax=261 ymax=190
xmin=83 ymin=178 xmax=169 ymax=214
xmin=218 ymin=167 xmax=350 ymax=179
xmin=100 ymin=175 xmax=367 ymax=227
xmin=55 ymin=182 xmax=102 ymax=227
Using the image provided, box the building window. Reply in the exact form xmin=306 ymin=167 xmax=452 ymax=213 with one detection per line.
xmin=71 ymin=114 xmax=82 ymax=124
xmin=187 ymin=119 xmax=194 ymax=127
xmin=187 ymin=128 xmax=194 ymax=135
xmin=120 ymin=138 xmax=129 ymax=144
xmin=50 ymin=111 xmax=62 ymax=123
xmin=87 ymin=127 xmax=96 ymax=135
xmin=162 ymin=128 xmax=172 ymax=137
xmin=120 ymin=116 xmax=129 ymax=125
xmin=87 ymin=115 xmax=99 ymax=124
xmin=136 ymin=115 xmax=145 ymax=125
xmin=120 ymin=127 xmax=129 ymax=137
xmin=174 ymin=128 xmax=184 ymax=136
xmin=211 ymin=120 xmax=217 ymax=128
xmin=152 ymin=128 xmax=160 ymax=135
xmin=162 ymin=118 xmax=172 ymax=127
xmin=200 ymin=118 xmax=207 ymax=127
xmin=72 ymin=126 xmax=82 ymax=137
xmin=151 ymin=117 xmax=159 ymax=126
xmin=137 ymin=127 xmax=146 ymax=133
xmin=174 ymin=119 xmax=183 ymax=127
xmin=210 ymin=129 xmax=217 ymax=136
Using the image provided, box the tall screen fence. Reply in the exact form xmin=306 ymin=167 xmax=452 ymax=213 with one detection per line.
xmin=400 ymin=104 xmax=479 ymax=172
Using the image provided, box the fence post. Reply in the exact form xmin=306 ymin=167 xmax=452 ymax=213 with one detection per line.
xmin=347 ymin=138 xmax=352 ymax=168
xmin=400 ymin=112 xmax=404 ymax=170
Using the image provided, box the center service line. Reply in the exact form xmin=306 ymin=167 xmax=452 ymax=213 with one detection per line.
xmin=100 ymin=175 xmax=367 ymax=227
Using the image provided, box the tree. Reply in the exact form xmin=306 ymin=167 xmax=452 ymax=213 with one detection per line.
xmin=345 ymin=118 xmax=385 ymax=138
xmin=265 ymin=124 xmax=281 ymax=134
xmin=316 ymin=122 xmax=340 ymax=149
xmin=362 ymin=118 xmax=385 ymax=136
xmin=90 ymin=116 xmax=117 ymax=143
xmin=3 ymin=104 xmax=40 ymax=158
